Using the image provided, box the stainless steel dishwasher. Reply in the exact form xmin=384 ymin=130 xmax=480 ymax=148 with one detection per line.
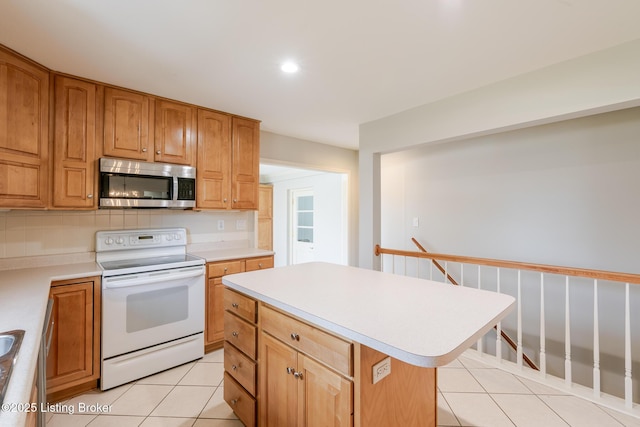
xmin=37 ymin=299 xmax=53 ymax=427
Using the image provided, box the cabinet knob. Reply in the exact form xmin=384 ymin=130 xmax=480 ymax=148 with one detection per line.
xmin=258 ymin=263 xmax=263 ymax=268
xmin=87 ymin=194 xmax=93 ymax=199
xmin=286 ymin=367 xmax=295 ymax=375
xmin=156 ymin=150 xmax=161 ymax=155
xmin=230 ymin=399 xmax=238 ymax=406
xmin=232 ymin=331 xmax=239 ymax=337
xmin=223 ymin=198 xmax=227 ymax=203
xmin=293 ymin=371 xmax=304 ymax=380
xmin=233 ymin=198 xmax=237 ymax=203
xmin=232 ymin=364 xmax=238 ymax=371
xmin=142 ymin=147 xmax=147 ymax=152
xmin=231 ymin=302 xmax=239 ymax=308
xmin=224 ymin=267 xmax=228 ymax=273
xmin=290 ymin=333 xmax=300 ymax=341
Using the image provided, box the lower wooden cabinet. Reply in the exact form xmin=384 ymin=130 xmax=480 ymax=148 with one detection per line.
xmin=205 ymin=255 xmax=273 ymax=352
xmin=46 ymin=276 xmax=101 ymax=401
xmin=259 ymin=312 xmax=353 ymax=427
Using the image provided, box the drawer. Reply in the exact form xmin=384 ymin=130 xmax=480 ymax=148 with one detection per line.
xmin=224 ymin=341 xmax=257 ymax=395
xmin=245 ymin=256 xmax=273 ymax=271
xmin=208 ymin=260 xmax=245 ymax=278
xmin=224 ymin=372 xmax=256 ymax=427
xmin=261 ymin=304 xmax=353 ymax=376
xmin=224 ymin=311 xmax=257 ymax=359
xmin=224 ymin=288 xmax=257 ymax=323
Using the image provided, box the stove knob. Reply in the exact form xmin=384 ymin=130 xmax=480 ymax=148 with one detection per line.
xmin=116 ymin=237 xmax=125 ymax=245
xmin=105 ymin=237 xmax=114 ymax=245
xmin=174 ymin=233 xmax=181 ymax=241
xmin=166 ymin=234 xmax=173 ymax=241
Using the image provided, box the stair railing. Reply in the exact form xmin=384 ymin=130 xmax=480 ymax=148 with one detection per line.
xmin=374 ymin=242 xmax=640 ymax=416
xmin=410 ymin=237 xmax=539 ymax=371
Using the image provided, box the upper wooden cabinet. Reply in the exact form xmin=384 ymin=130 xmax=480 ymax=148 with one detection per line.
xmin=154 ymin=99 xmax=196 ymax=166
xmin=231 ymin=117 xmax=260 ymax=210
xmin=0 ymin=46 xmax=49 ymax=208
xmin=197 ymin=109 xmax=231 ymax=208
xmin=103 ymin=87 xmax=153 ymax=161
xmin=52 ymin=75 xmax=98 ymax=209
xmin=196 ymin=110 xmax=260 ymax=210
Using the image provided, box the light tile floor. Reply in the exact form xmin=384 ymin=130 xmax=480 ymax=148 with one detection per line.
xmin=47 ymin=349 xmax=640 ymax=427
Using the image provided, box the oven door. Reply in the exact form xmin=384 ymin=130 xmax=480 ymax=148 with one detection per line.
xmin=102 ymin=265 xmax=205 ymax=359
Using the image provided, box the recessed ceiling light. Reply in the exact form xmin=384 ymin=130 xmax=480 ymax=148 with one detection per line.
xmin=281 ymin=61 xmax=299 ymax=73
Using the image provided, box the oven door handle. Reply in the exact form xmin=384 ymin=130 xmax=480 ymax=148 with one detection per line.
xmin=103 ymin=266 xmax=205 ymax=289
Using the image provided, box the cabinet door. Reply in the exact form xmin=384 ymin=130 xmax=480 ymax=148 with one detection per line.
xmin=197 ymin=109 xmax=231 ymax=208
xmin=47 ymin=280 xmax=98 ymax=390
xmin=206 ymin=277 xmax=225 ymax=346
xmin=231 ymin=117 xmax=260 ymax=210
xmin=260 ymin=333 xmax=298 ymax=427
xmin=155 ymin=99 xmax=196 ymax=165
xmin=298 ymin=354 xmax=353 ymax=427
xmin=52 ymin=75 xmax=97 ymax=208
xmin=0 ymin=47 xmax=49 ymax=208
xmin=103 ymin=87 xmax=152 ymax=161
xmin=258 ymin=185 xmax=273 ymax=250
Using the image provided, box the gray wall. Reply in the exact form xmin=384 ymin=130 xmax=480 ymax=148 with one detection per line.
xmin=380 ymin=106 xmax=640 ymax=401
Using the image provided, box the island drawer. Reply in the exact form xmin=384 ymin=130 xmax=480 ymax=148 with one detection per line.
xmin=261 ymin=304 xmax=353 ymax=376
xmin=224 ymin=311 xmax=257 ymax=359
xmin=224 ymin=341 xmax=257 ymax=395
xmin=209 ymin=260 xmax=245 ymax=278
xmin=224 ymin=288 xmax=257 ymax=323
xmin=245 ymin=256 xmax=274 ymax=272
xmin=224 ymin=372 xmax=256 ymax=427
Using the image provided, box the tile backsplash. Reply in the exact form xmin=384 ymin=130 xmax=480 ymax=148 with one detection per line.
xmin=0 ymin=209 xmax=254 ymax=259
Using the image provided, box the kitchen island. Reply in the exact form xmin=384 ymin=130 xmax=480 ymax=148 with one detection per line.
xmin=222 ymin=262 xmax=515 ymax=427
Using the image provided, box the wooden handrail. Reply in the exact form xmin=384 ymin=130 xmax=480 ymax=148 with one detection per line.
xmin=410 ymin=237 xmax=539 ymax=371
xmin=375 ymin=244 xmax=640 ymax=285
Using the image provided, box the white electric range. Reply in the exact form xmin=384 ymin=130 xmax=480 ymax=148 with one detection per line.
xmin=96 ymin=228 xmax=205 ymax=390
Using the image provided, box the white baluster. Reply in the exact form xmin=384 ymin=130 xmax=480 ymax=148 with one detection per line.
xmin=496 ymin=268 xmax=502 ymax=363
xmin=565 ymin=276 xmax=572 ymax=386
xmin=429 ymin=259 xmax=433 ymax=280
xmin=593 ymin=279 xmax=600 ymax=398
xmin=477 ymin=265 xmax=483 ymax=355
xmin=460 ymin=264 xmax=464 ymax=287
xmin=540 ymin=273 xmax=547 ymax=376
xmin=517 ymin=270 xmax=523 ymax=369
xmin=625 ymin=282 xmax=633 ymax=408
xmin=403 ymin=256 xmax=407 ymax=276
xmin=391 ymin=255 xmax=395 ymax=274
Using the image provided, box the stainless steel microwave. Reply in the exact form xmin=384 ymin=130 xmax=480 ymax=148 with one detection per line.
xmin=99 ymin=158 xmax=196 ymax=208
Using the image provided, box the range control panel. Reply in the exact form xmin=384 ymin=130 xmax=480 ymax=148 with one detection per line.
xmin=96 ymin=228 xmax=187 ymax=252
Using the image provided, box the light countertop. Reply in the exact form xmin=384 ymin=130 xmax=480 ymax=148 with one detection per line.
xmin=0 ymin=262 xmax=102 ymax=427
xmin=223 ymin=262 xmax=515 ymax=368
xmin=189 ymin=247 xmax=274 ymax=263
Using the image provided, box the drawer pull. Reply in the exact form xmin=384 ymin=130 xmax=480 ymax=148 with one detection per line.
xmin=294 ymin=371 xmax=304 ymax=380
xmin=230 ymin=398 xmax=238 ymax=406
xmin=258 ymin=263 xmax=263 ymax=268
xmin=231 ymin=302 xmax=239 ymax=308
xmin=290 ymin=333 xmax=300 ymax=341
xmin=232 ymin=331 xmax=239 ymax=337
xmin=232 ymin=364 xmax=238 ymax=371
xmin=286 ymin=367 xmax=295 ymax=375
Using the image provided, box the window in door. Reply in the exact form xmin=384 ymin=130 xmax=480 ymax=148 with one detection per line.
xmin=291 ymin=189 xmax=314 ymax=264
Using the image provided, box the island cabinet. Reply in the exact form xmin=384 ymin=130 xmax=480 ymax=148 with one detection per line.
xmin=221 ymin=263 xmax=515 ymax=427
xmin=259 ymin=305 xmax=353 ymax=427
xmin=46 ymin=276 xmax=101 ymax=402
xmin=205 ymin=255 xmax=273 ymax=352
xmin=0 ymin=46 xmax=49 ymax=209
xmin=52 ymin=75 xmax=99 ymax=209
xmin=223 ymin=288 xmax=259 ymax=427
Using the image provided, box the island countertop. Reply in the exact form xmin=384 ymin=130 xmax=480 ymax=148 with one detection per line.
xmin=222 ymin=262 xmax=515 ymax=368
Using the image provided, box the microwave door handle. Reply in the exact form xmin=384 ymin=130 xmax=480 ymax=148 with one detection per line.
xmin=104 ymin=267 xmax=205 ymax=289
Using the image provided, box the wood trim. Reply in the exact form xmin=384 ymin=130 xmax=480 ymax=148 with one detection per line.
xmin=375 ymin=244 xmax=640 ymax=285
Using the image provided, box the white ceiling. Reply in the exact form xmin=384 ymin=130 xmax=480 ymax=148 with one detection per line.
xmin=2 ymin=1 xmax=640 ymax=150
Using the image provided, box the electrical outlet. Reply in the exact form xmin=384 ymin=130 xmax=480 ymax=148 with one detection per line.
xmin=372 ymin=357 xmax=391 ymax=384
xmin=217 ymin=220 xmax=225 ymax=231
xmin=412 ymin=217 xmax=419 ymax=227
